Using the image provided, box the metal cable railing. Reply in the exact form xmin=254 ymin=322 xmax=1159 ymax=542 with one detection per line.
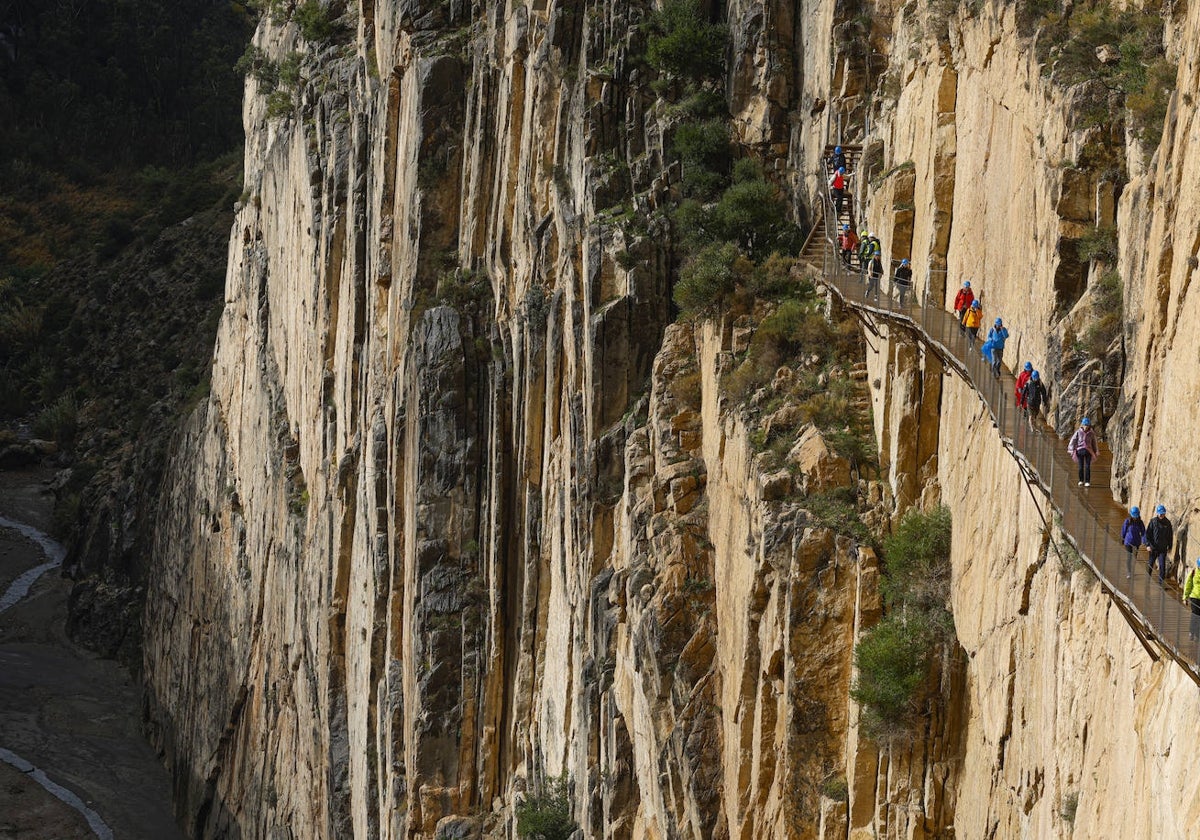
xmin=808 ymin=205 xmax=1200 ymax=684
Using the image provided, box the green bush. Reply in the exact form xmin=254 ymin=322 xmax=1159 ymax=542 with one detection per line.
xmin=516 ymin=775 xmax=577 ymax=840
xmin=822 ymin=775 xmax=849 ymax=802
xmin=646 ymin=0 xmax=728 ymax=82
xmin=235 ymin=45 xmax=279 ymax=88
xmin=805 ymin=488 xmax=872 ymax=544
xmin=294 ymin=1 xmax=339 ymax=43
xmin=880 ymin=504 xmax=953 ymax=612
xmin=666 ymin=88 xmax=728 ymax=120
xmin=731 ymin=158 xmax=765 ymax=184
xmin=672 ymin=119 xmax=730 ymax=198
xmin=0 ymin=301 xmax=45 ymax=354
xmin=797 ymin=391 xmax=851 ymax=431
xmin=826 ymin=427 xmax=878 ymax=473
xmin=32 ymin=392 xmax=79 ymax=445
xmin=851 ymin=611 xmax=936 ymax=737
xmin=710 ymin=176 xmax=800 ymax=261
xmin=852 ymin=505 xmax=955 ymax=741
xmin=1077 ymin=226 xmax=1118 ymax=263
xmin=747 ymin=253 xmax=805 ymax=300
xmin=1038 ymin=4 xmax=1175 ymax=148
xmin=673 ymin=242 xmax=744 ymax=314
xmin=1079 ymin=269 xmax=1123 ymax=358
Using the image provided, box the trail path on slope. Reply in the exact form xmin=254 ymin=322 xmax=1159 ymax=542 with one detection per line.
xmin=0 ymin=468 xmax=183 ymax=839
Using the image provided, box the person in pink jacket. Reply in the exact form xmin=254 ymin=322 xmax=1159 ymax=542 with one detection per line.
xmin=1068 ymin=417 xmax=1099 ymax=487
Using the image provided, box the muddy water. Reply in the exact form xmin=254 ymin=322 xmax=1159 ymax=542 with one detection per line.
xmin=0 ymin=468 xmax=182 ymax=839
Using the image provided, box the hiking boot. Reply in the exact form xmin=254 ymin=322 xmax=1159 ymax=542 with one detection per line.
xmin=1084 ymin=482 xmax=1091 ymax=487
xmin=1078 ymin=481 xmax=1083 ymax=486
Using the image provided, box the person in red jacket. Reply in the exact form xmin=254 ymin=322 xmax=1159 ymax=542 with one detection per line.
xmin=1015 ymin=361 xmax=1033 ymax=407
xmin=829 ymin=166 xmax=848 ymax=216
xmin=952 ymin=281 xmax=974 ymax=331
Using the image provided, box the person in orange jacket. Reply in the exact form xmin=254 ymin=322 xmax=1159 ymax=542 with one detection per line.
xmin=838 ymin=225 xmax=858 ymax=267
xmin=962 ymin=300 xmax=982 ymax=345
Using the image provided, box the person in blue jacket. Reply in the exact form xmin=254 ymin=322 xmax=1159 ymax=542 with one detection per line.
xmin=987 ymin=317 xmax=1009 ymax=378
xmin=1121 ymin=506 xmax=1146 ymax=579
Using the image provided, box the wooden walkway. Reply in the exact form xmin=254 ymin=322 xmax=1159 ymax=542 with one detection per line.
xmin=810 ymin=239 xmax=1200 ymax=684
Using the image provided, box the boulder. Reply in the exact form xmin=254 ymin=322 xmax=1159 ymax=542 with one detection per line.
xmin=787 ymin=426 xmax=852 ymax=493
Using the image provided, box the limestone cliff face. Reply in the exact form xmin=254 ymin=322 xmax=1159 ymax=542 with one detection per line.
xmin=145 ymin=0 xmax=1200 ymax=838
xmin=144 ymin=1 xmax=866 ymax=837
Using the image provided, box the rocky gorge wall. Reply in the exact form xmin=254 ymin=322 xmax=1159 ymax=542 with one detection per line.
xmin=144 ymin=0 xmax=871 ymax=836
xmin=856 ymin=0 xmax=1200 ymax=836
xmin=142 ymin=0 xmax=1200 ymax=838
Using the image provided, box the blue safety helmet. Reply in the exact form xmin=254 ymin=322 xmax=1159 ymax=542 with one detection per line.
xmin=1130 ymin=506 xmax=1140 ymax=517
xmin=1031 ymin=371 xmax=1039 ymax=380
xmin=963 ymin=281 xmax=971 ymax=288
xmin=1081 ymin=417 xmax=1091 ymax=426
xmin=843 ymin=224 xmax=850 ymax=231
xmin=971 ymin=300 xmax=981 ymax=309
xmin=900 ymin=258 xmax=909 ymax=266
xmin=835 ymin=145 xmax=842 ymax=154
xmin=837 ymin=166 xmax=845 ymax=174
xmin=1024 ymin=362 xmax=1033 ymax=371
xmin=994 ymin=318 xmax=1003 ymax=326
xmin=1195 ymin=557 xmax=1200 ymax=568
xmin=1156 ymin=505 xmax=1167 ymax=515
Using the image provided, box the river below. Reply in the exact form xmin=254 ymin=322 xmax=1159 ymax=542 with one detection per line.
xmin=0 ymin=467 xmax=182 ymax=839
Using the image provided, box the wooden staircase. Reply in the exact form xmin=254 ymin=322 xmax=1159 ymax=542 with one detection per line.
xmin=822 ymin=143 xmax=863 ymax=235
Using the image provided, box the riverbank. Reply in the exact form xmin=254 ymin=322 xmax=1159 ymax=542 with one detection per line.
xmin=0 ymin=467 xmax=181 ymax=839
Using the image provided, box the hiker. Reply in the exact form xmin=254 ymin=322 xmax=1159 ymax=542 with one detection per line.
xmin=1067 ymin=417 xmax=1099 ymax=487
xmin=987 ymin=318 xmax=1009 ymax=378
xmin=953 ymin=281 xmax=974 ymax=327
xmin=1015 ymin=361 xmax=1033 ymax=407
xmin=829 ymin=166 xmax=848 ymax=216
xmin=866 ymin=251 xmax=883 ymax=300
xmin=856 ymin=229 xmax=871 ymax=280
xmin=1146 ymin=505 xmax=1173 ymax=583
xmin=829 ymin=145 xmax=847 ymax=173
xmin=981 ymin=332 xmax=997 ymax=368
xmin=963 ymin=300 xmax=982 ymax=346
xmin=839 ymin=225 xmax=858 ymax=267
xmin=1021 ymin=370 xmax=1046 ymax=428
xmin=893 ymin=258 xmax=913 ymax=306
xmin=1121 ymin=506 xmax=1146 ymax=580
xmin=1183 ymin=558 xmax=1200 ymax=641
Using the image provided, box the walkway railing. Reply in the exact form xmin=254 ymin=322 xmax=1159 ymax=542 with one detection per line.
xmin=810 ymin=210 xmax=1200 ymax=684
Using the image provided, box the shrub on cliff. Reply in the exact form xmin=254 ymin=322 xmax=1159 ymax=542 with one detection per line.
xmin=673 ymin=242 xmax=746 ymax=314
xmin=294 ymin=1 xmax=341 ymax=43
xmin=1079 ymin=269 xmax=1123 ymax=359
xmin=646 ymin=0 xmax=728 ymax=82
xmin=516 ymin=775 xmax=577 ymax=840
xmin=851 ymin=611 xmax=938 ymax=737
xmin=1037 ymin=3 xmax=1175 ymax=148
xmin=881 ymin=504 xmax=953 ymax=612
xmin=672 ymin=119 xmax=731 ymax=198
xmin=673 ymin=168 xmax=801 ymax=262
xmin=853 ymin=505 xmax=955 ymax=741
